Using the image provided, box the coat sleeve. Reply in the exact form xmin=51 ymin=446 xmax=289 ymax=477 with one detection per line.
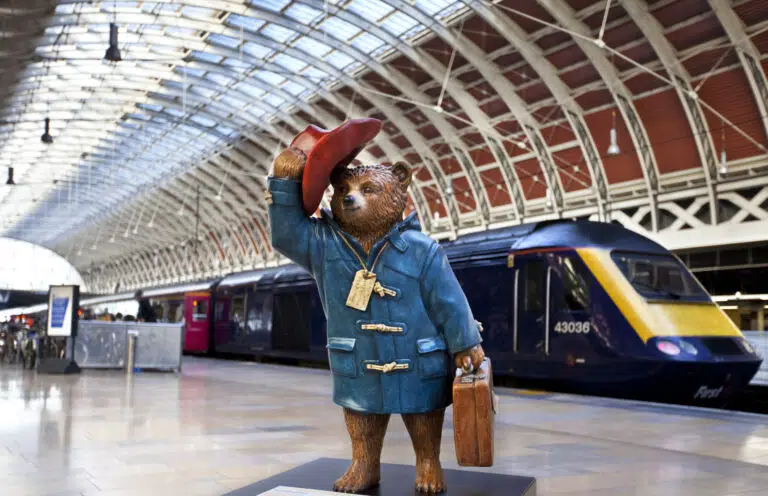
xmin=267 ymin=177 xmax=320 ymax=272
xmin=420 ymin=243 xmax=483 ymax=355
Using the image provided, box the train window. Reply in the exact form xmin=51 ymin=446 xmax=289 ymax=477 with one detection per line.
xmin=192 ymin=300 xmax=208 ymax=321
xmin=231 ymin=295 xmax=245 ymax=324
xmin=611 ymin=252 xmax=709 ymax=302
xmin=523 ymin=261 xmax=547 ymax=312
xmin=560 ymin=256 xmax=590 ymax=312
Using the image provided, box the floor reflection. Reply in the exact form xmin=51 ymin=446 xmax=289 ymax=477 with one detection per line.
xmin=0 ymin=358 xmax=766 ymax=496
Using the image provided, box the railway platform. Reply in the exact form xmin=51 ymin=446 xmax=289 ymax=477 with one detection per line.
xmin=1 ymin=357 xmax=767 ymax=496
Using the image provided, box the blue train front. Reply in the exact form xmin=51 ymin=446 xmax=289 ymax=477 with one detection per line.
xmin=447 ymin=220 xmax=762 ymax=405
xmin=199 ymin=219 xmax=762 ymax=406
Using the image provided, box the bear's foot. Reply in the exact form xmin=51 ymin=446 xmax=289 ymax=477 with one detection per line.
xmin=415 ymin=460 xmax=446 ymax=494
xmin=332 ymin=460 xmax=380 ymax=493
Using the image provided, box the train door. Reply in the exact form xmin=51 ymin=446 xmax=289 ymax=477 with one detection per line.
xmin=547 ymin=254 xmax=593 ymax=362
xmin=211 ymin=295 xmax=231 ymax=353
xmin=184 ymin=292 xmax=211 ymax=353
xmin=271 ymin=291 xmax=311 ymax=352
xmin=514 ymin=255 xmax=550 ymax=356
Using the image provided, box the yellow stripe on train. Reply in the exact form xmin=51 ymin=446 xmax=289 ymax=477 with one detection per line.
xmin=576 ymin=248 xmax=742 ymax=343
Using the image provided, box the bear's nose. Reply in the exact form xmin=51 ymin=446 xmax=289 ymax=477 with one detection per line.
xmin=342 ymin=195 xmax=355 ymax=207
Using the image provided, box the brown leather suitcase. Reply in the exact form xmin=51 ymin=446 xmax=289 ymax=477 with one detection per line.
xmin=452 ymin=357 xmax=497 ymax=467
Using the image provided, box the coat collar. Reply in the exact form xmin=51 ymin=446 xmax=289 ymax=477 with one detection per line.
xmin=320 ymin=209 xmax=420 ymax=253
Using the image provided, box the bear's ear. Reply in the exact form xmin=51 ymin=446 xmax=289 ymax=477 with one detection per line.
xmin=392 ymin=161 xmax=412 ymax=188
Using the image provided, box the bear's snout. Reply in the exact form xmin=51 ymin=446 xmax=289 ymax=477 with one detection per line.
xmin=342 ymin=195 xmax=356 ymax=207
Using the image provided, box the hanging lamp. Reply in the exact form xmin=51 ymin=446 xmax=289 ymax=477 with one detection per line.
xmin=104 ymin=22 xmax=122 ymax=62
xmin=41 ymin=118 xmax=53 ymax=144
xmin=607 ymin=110 xmax=620 ymax=156
xmin=719 ymin=124 xmax=727 ymax=175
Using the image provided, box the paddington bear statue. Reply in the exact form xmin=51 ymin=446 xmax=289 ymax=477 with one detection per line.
xmin=266 ymin=120 xmax=485 ymax=494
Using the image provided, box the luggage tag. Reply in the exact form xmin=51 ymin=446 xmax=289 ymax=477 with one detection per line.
xmin=346 ymin=270 xmax=377 ymax=311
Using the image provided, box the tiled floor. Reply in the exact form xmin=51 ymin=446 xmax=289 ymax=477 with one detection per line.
xmin=1 ymin=357 xmax=767 ymax=496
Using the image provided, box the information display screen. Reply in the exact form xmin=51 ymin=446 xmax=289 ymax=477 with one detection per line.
xmin=47 ymin=285 xmax=79 ymax=337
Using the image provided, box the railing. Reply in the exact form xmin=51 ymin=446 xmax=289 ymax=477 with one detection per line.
xmin=743 ymin=331 xmax=767 ymax=386
xmin=72 ymin=321 xmax=184 ymax=372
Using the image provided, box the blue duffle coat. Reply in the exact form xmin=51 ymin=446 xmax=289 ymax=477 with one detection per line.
xmin=267 ymin=177 xmax=482 ymax=414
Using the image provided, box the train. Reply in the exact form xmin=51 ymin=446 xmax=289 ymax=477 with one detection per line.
xmin=142 ymin=219 xmax=760 ymax=406
xmin=4 ymin=219 xmax=761 ymax=405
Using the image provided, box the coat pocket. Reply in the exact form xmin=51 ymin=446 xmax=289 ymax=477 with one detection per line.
xmin=416 ymin=336 xmax=449 ymax=379
xmin=327 ymin=337 xmax=357 ymax=378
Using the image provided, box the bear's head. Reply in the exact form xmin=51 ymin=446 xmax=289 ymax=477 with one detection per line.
xmin=330 ymin=162 xmax=412 ymax=251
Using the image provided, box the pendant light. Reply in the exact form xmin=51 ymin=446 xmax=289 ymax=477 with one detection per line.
xmin=5 ymin=167 xmax=14 ymax=185
xmin=104 ymin=23 xmax=122 ymax=62
xmin=41 ymin=117 xmax=53 ymax=144
xmin=607 ymin=109 xmax=620 ymax=156
xmin=719 ymin=122 xmax=727 ymax=176
xmin=105 ymin=2 xmax=121 ymax=62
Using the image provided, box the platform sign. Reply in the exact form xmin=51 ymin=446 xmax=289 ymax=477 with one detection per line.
xmin=46 ymin=285 xmax=80 ymax=337
xmin=257 ymin=488 xmax=351 ymax=496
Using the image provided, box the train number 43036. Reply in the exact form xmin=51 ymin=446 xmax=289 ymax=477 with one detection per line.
xmin=554 ymin=321 xmax=590 ymax=334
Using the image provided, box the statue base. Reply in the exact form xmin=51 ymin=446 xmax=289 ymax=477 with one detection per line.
xmin=224 ymin=457 xmax=536 ymax=496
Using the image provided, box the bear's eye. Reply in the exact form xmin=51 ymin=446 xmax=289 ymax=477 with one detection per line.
xmin=362 ymin=185 xmax=379 ymax=194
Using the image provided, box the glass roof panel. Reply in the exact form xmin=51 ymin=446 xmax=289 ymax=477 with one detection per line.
xmin=284 ymin=4 xmax=324 ymax=25
xmin=243 ymin=42 xmax=273 ymax=59
xmin=317 ymin=16 xmax=361 ymax=41
xmin=189 ymin=50 xmax=224 ymax=64
xmin=282 ymin=81 xmax=305 ymax=96
xmin=254 ymin=71 xmax=285 ymax=86
xmin=190 ymin=115 xmax=217 ymax=128
xmin=176 ymin=67 xmax=206 ymax=79
xmin=205 ymin=72 xmax=235 ymax=87
xmin=261 ymin=24 xmax=297 ymax=44
xmin=292 ymin=36 xmax=332 ymax=58
xmin=208 ymin=34 xmax=241 ymax=49
xmin=249 ymin=0 xmax=292 ymax=13
xmin=263 ymin=94 xmax=285 ymax=108
xmin=273 ymin=53 xmax=306 ymax=72
xmin=180 ymin=5 xmax=218 ymax=20
xmin=347 ymin=0 xmax=394 ymax=21
xmin=163 ymin=26 xmax=197 ymax=38
xmin=237 ymin=83 xmax=266 ymax=99
xmin=222 ymin=58 xmax=251 ymax=73
xmin=190 ymin=86 xmax=217 ymax=98
xmin=226 ymin=14 xmax=266 ymax=33
xmin=351 ymin=32 xmax=386 ymax=54
xmin=324 ymin=51 xmax=355 ymax=70
xmin=138 ymin=103 xmax=163 ymax=112
xmin=413 ymin=0 xmax=457 ymax=16
xmin=380 ymin=11 xmax=420 ymax=37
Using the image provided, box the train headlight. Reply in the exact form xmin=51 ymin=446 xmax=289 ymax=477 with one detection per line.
xmin=678 ymin=340 xmax=698 ymax=356
xmin=656 ymin=340 xmax=681 ymax=356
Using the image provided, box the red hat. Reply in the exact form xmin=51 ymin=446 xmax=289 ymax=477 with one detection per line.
xmin=290 ymin=118 xmax=382 ymax=215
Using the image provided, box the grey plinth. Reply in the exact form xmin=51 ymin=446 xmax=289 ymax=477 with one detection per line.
xmin=224 ymin=457 xmax=536 ymax=496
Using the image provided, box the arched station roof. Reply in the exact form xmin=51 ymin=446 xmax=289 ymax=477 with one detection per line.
xmin=0 ymin=0 xmax=766 ymax=293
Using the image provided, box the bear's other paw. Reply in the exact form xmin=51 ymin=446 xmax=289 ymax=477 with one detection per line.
xmin=332 ymin=460 xmax=380 ymax=493
xmin=271 ymin=147 xmax=306 ymax=180
xmin=415 ymin=460 xmax=446 ymax=494
xmin=454 ymin=344 xmax=485 ymax=374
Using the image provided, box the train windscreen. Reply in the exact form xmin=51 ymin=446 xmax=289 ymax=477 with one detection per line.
xmin=611 ymin=252 xmax=710 ymax=302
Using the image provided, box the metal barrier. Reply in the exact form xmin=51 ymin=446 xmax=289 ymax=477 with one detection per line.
xmin=743 ymin=331 xmax=767 ymax=386
xmin=73 ymin=321 xmax=184 ymax=372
